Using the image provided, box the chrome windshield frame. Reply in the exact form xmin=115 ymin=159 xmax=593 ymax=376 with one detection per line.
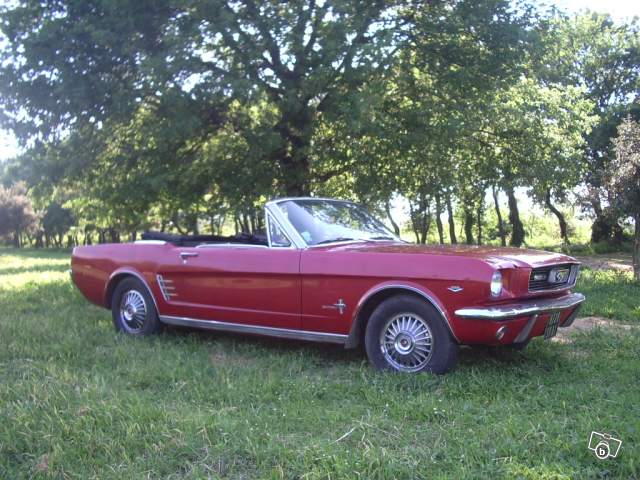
xmin=264 ymin=200 xmax=307 ymax=249
xmin=265 ymin=209 xmax=297 ymax=249
xmin=264 ymin=197 xmax=402 ymax=249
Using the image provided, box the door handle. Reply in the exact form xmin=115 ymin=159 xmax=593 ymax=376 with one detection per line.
xmin=179 ymin=252 xmax=199 ymax=260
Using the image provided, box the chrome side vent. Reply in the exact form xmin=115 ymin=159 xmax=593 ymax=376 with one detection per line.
xmin=156 ymin=275 xmax=177 ymax=301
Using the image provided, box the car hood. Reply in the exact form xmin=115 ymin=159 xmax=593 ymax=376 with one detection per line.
xmin=315 ymin=241 xmax=578 ymax=268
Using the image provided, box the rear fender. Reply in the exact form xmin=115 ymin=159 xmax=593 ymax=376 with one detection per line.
xmin=104 ymin=268 xmax=159 ymax=313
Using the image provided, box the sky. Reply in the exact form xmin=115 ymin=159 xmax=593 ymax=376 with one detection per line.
xmin=553 ymin=0 xmax=640 ymax=21
xmin=1 ymin=0 xmax=639 ymax=162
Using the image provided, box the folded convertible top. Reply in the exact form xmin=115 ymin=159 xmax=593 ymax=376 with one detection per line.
xmin=141 ymin=231 xmax=268 ymax=247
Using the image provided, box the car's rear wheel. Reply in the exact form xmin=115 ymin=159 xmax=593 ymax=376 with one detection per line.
xmin=111 ymin=277 xmax=163 ymax=335
xmin=365 ymin=295 xmax=458 ymax=374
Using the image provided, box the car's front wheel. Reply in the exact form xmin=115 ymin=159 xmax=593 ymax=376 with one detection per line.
xmin=111 ymin=277 xmax=163 ymax=335
xmin=365 ymin=295 xmax=458 ymax=374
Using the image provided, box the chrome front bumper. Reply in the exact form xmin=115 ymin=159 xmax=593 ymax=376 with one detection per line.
xmin=455 ymin=293 xmax=585 ymax=320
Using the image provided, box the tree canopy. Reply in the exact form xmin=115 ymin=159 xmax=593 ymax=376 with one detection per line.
xmin=0 ymin=1 xmax=637 ymax=248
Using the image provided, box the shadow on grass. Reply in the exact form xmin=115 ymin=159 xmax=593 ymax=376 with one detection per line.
xmin=0 ymin=263 xmax=70 ymax=276
xmin=160 ymin=324 xmax=568 ymax=375
xmin=0 ymin=247 xmax=72 ymax=258
xmin=163 ymin=325 xmax=364 ymax=365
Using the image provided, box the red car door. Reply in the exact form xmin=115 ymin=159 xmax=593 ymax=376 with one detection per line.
xmin=161 ymin=245 xmax=301 ymax=329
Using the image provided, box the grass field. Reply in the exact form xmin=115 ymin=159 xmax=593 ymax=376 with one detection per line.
xmin=1 ymin=249 xmax=639 ymax=479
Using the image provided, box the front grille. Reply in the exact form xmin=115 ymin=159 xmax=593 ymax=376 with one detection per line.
xmin=528 ymin=264 xmax=578 ymax=292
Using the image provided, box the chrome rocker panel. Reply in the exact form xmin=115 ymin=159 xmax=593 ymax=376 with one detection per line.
xmin=454 ymin=292 xmax=585 ymax=320
xmin=159 ymin=315 xmax=348 ymax=344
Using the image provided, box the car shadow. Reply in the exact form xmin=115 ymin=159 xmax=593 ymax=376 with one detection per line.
xmin=161 ymin=325 xmax=564 ymax=374
xmin=0 ymin=264 xmax=70 ymax=276
xmin=162 ymin=325 xmax=364 ymax=366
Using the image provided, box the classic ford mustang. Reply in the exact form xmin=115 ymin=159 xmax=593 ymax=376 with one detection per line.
xmin=71 ymin=197 xmax=585 ymax=374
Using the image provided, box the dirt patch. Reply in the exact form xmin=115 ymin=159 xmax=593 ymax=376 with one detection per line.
xmin=553 ymin=316 xmax=637 ymax=343
xmin=573 ymin=254 xmax=633 ymax=272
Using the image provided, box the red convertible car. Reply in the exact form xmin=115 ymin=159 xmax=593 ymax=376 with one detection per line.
xmin=71 ymin=197 xmax=585 ymax=374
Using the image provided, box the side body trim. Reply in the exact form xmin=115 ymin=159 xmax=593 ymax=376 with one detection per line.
xmin=347 ymin=283 xmax=459 ymax=347
xmin=159 ymin=315 xmax=348 ymax=344
xmin=195 ymin=243 xmax=268 ymax=249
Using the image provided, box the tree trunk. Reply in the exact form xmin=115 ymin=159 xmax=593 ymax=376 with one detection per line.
xmin=612 ymin=223 xmax=624 ymax=245
xmin=476 ymin=205 xmax=483 ymax=245
xmin=385 ymin=200 xmax=401 ymax=236
xmin=545 ymin=188 xmax=570 ymax=245
xmin=420 ymin=215 xmax=431 ymax=244
xmin=210 ymin=213 xmax=225 ymax=235
xmin=13 ymin=231 xmax=20 ymax=248
xmin=445 ymin=193 xmax=457 ymax=244
xmin=589 ymin=195 xmax=621 ymax=244
xmin=186 ymin=214 xmax=199 ymax=235
xmin=108 ymin=228 xmax=120 ymax=243
xmin=276 ymin=112 xmax=313 ymax=196
xmin=409 ymin=194 xmax=431 ymax=244
xmin=634 ymin=214 xmax=640 ymax=281
xmin=434 ymin=194 xmax=444 ymax=244
xmin=283 ymin=163 xmax=310 ymax=196
xmin=238 ymin=214 xmax=250 ymax=234
xmin=464 ymin=208 xmax=474 ymax=245
xmin=408 ymin=203 xmax=420 ymax=243
xmin=492 ymin=186 xmax=506 ymax=247
xmin=506 ymin=186 xmax=525 ymax=247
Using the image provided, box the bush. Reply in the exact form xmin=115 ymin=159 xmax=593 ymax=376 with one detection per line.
xmin=0 ymin=182 xmax=38 ymax=247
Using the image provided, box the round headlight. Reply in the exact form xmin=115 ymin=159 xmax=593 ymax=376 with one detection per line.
xmin=490 ymin=271 xmax=503 ymax=297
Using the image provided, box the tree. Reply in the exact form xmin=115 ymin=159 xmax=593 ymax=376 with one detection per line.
xmin=607 ymin=117 xmax=640 ymax=279
xmin=0 ymin=0 xmax=406 ymax=203
xmin=538 ymin=13 xmax=640 ymax=243
xmin=344 ymin=0 xmax=534 ymax=244
xmin=467 ymin=78 xmax=594 ymax=246
xmin=0 ymin=182 xmax=38 ymax=247
xmin=42 ymin=203 xmax=75 ymax=247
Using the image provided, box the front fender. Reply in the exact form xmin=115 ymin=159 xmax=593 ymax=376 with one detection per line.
xmin=345 ymin=280 xmax=458 ymax=348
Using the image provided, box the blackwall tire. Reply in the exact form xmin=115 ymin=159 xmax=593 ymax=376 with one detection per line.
xmin=111 ymin=277 xmax=163 ymax=335
xmin=364 ymin=295 xmax=458 ymax=374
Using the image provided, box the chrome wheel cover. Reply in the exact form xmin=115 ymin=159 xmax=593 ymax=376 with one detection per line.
xmin=119 ymin=290 xmax=147 ymax=333
xmin=380 ymin=313 xmax=433 ymax=372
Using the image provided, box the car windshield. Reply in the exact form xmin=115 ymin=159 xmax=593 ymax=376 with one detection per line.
xmin=276 ymin=199 xmax=398 ymax=246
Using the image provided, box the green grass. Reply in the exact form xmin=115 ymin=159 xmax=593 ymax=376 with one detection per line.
xmin=1 ymin=249 xmax=639 ymax=479
xmin=578 ymin=269 xmax=640 ymax=323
